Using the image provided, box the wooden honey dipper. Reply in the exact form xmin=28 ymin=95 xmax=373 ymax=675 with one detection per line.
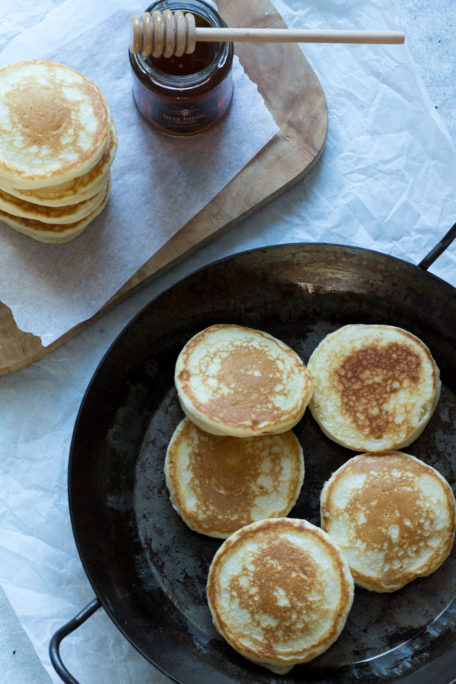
xmin=130 ymin=10 xmax=405 ymax=59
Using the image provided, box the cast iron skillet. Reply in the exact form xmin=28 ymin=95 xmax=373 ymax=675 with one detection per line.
xmin=50 ymin=228 xmax=456 ymax=684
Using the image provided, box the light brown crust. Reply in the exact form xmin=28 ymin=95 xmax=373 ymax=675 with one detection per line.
xmin=0 ymin=180 xmax=110 ymax=243
xmin=175 ymin=324 xmax=313 ymax=436
xmin=165 ymin=419 xmax=304 ymax=537
xmin=321 ymin=453 xmax=456 ymax=591
xmin=207 ymin=518 xmax=354 ymax=671
xmin=334 ymin=333 xmax=435 ymax=440
xmin=0 ymin=60 xmax=110 ymax=188
xmin=1 ymin=122 xmax=116 ymax=206
xmin=308 ymin=325 xmax=441 ymax=451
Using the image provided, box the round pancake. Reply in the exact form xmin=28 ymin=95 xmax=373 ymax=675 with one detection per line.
xmin=0 ymin=60 xmax=110 ymax=188
xmin=165 ymin=418 xmax=304 ymax=538
xmin=320 ymin=452 xmax=456 ymax=592
xmin=0 ymin=180 xmax=110 ymax=243
xmin=0 ymin=179 xmax=109 ymax=223
xmin=175 ymin=324 xmax=313 ymax=437
xmin=207 ymin=517 xmax=354 ymax=674
xmin=1 ymin=121 xmax=117 ymax=206
xmin=307 ymin=324 xmax=440 ymax=452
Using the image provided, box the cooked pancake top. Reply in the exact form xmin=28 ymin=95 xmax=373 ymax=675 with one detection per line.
xmin=3 ymin=120 xmax=116 ymax=205
xmin=208 ymin=519 xmax=353 ymax=660
xmin=176 ymin=324 xmax=312 ymax=433
xmin=321 ymin=453 xmax=455 ymax=587
xmin=166 ymin=419 xmax=303 ymax=536
xmin=308 ymin=325 xmax=440 ymax=450
xmin=335 ymin=339 xmax=422 ymax=439
xmin=0 ymin=60 xmax=110 ymax=186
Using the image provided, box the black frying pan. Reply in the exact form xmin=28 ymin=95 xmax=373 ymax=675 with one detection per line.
xmin=50 ymin=227 xmax=456 ymax=684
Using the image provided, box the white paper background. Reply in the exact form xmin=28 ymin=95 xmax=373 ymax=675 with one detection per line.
xmin=0 ymin=0 xmax=455 ymax=683
xmin=0 ymin=0 xmax=278 ymax=347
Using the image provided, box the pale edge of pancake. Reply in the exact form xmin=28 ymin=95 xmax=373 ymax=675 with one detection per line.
xmin=0 ymin=178 xmax=109 ymax=223
xmin=320 ymin=452 xmax=456 ymax=592
xmin=0 ymin=119 xmax=117 ymax=206
xmin=206 ymin=518 xmax=354 ymax=673
xmin=0 ymin=179 xmax=110 ymax=243
xmin=307 ymin=324 xmax=441 ymax=452
xmin=164 ymin=419 xmax=305 ymax=538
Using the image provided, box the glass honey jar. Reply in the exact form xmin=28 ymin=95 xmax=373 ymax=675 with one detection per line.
xmin=129 ymin=0 xmax=234 ymax=136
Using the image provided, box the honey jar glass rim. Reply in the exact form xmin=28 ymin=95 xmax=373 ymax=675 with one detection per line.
xmin=130 ymin=0 xmax=233 ymax=89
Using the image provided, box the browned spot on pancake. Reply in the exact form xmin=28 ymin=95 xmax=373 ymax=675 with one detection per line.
xmin=345 ymin=457 xmax=434 ymax=579
xmin=2 ymin=64 xmax=109 ymax=180
xmin=336 ymin=342 xmax=422 ymax=438
xmin=12 ymin=82 xmax=68 ymax=136
xmin=228 ymin=536 xmax=324 ymax=652
xmin=181 ymin=343 xmax=301 ymax=428
xmin=168 ymin=423 xmax=301 ymax=535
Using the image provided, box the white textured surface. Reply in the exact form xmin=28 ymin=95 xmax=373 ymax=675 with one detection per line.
xmin=0 ymin=0 xmax=455 ymax=682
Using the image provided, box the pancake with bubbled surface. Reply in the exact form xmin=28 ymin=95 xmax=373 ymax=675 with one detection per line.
xmin=320 ymin=452 xmax=455 ymax=592
xmin=206 ymin=517 xmax=354 ymax=674
xmin=1 ymin=121 xmax=117 ymax=207
xmin=175 ymin=324 xmax=313 ymax=437
xmin=0 ymin=60 xmax=110 ymax=189
xmin=165 ymin=418 xmax=304 ymax=538
xmin=307 ymin=324 xmax=440 ymax=452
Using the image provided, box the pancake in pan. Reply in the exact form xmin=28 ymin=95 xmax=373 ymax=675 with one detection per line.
xmin=307 ymin=324 xmax=440 ymax=452
xmin=206 ymin=517 xmax=354 ymax=673
xmin=165 ymin=418 xmax=304 ymax=538
xmin=175 ymin=324 xmax=313 ymax=437
xmin=320 ymin=452 xmax=456 ymax=592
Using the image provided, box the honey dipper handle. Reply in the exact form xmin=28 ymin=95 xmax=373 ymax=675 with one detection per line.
xmin=195 ymin=27 xmax=405 ymax=45
xmin=130 ymin=13 xmax=405 ymax=59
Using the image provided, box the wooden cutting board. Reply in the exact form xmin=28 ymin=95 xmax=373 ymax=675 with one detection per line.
xmin=0 ymin=0 xmax=327 ymax=375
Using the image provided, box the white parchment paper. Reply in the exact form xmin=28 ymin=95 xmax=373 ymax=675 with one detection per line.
xmin=0 ymin=0 xmax=455 ymax=683
xmin=0 ymin=0 xmax=279 ymax=347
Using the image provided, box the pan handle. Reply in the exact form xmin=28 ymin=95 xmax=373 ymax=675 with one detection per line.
xmin=49 ymin=597 xmax=102 ymax=684
xmin=419 ymin=220 xmax=456 ymax=270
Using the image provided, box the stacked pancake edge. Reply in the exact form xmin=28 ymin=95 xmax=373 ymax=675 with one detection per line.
xmin=0 ymin=60 xmax=116 ymax=243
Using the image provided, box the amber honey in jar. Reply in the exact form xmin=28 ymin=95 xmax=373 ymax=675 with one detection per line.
xmin=129 ymin=0 xmax=234 ymax=135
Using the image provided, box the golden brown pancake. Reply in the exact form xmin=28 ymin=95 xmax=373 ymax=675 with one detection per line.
xmin=165 ymin=418 xmax=304 ymax=538
xmin=1 ymin=122 xmax=117 ymax=206
xmin=0 ymin=179 xmax=109 ymax=223
xmin=207 ymin=517 xmax=354 ymax=673
xmin=0 ymin=180 xmax=110 ymax=243
xmin=307 ymin=324 xmax=440 ymax=451
xmin=321 ymin=452 xmax=455 ymax=591
xmin=175 ymin=324 xmax=313 ymax=437
xmin=0 ymin=60 xmax=111 ymax=188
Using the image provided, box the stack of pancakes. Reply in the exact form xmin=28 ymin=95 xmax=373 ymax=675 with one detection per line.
xmin=157 ymin=322 xmax=455 ymax=674
xmin=0 ymin=60 xmax=116 ymax=243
